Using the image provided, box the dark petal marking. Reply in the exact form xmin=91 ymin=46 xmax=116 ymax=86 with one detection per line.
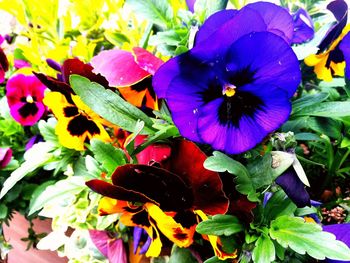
xmin=173 ymin=228 xmax=188 ymax=241
xmin=218 ymin=91 xmax=264 ymax=127
xmin=131 ymin=76 xmax=152 ymax=92
xmin=18 ymin=103 xmax=39 ymax=118
xmin=67 ymin=114 xmax=100 ymax=136
xmin=228 ymin=67 xmax=256 ymax=88
xmin=173 ymin=210 xmax=197 ymax=229
xmin=326 ymin=44 xmax=345 ymax=70
xmin=63 ymin=106 xmax=79 ymax=117
xmin=131 ymin=210 xmax=151 ymax=227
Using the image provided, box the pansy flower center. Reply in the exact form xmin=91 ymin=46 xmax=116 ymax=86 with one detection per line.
xmin=222 ymin=83 xmax=237 ymax=97
xmin=20 ymin=95 xmax=37 ymax=103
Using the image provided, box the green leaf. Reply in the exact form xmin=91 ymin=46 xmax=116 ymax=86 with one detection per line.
xmin=38 ymin=118 xmax=58 ymax=143
xmin=292 ymin=92 xmax=329 ymax=115
xmin=307 ymin=117 xmax=342 ymax=139
xmin=0 ymin=203 xmax=8 ymax=219
xmin=204 ymin=151 xmax=259 ymax=202
xmin=28 ymin=176 xmax=86 ymax=215
xmin=196 ymin=214 xmax=244 ymax=236
xmin=293 ymin=102 xmax=350 ymax=118
xmin=263 ymin=190 xmax=297 ymax=222
xmin=90 ymin=139 xmax=127 ymax=174
xmin=29 ymin=180 xmax=56 ymax=213
xmin=0 ymin=142 xmax=55 ymax=199
xmin=269 ymin=216 xmax=350 ymax=261
xmin=247 ymin=152 xmax=295 ymax=189
xmin=194 ymin=0 xmax=228 ymax=22
xmin=70 ymin=75 xmax=156 ymax=134
xmin=169 ymin=246 xmax=197 ymax=263
xmin=126 ymin=0 xmax=173 ymax=28
xmin=252 ymin=234 xmax=275 ymax=263
xmin=294 ymin=132 xmax=321 ymax=141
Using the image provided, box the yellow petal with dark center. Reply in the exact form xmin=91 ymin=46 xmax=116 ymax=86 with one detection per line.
xmin=145 ymin=203 xmax=194 ymax=248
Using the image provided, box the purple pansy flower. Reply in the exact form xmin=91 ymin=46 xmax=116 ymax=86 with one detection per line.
xmin=186 ymin=0 xmax=195 ymax=12
xmin=0 ymin=148 xmax=12 ymax=169
xmin=340 ymin=31 xmax=350 ymax=79
xmin=291 ymin=8 xmax=314 ymax=44
xmin=153 ymin=3 xmax=301 ymax=154
xmin=6 ymin=74 xmax=47 ymax=126
xmin=323 ymin=223 xmax=350 ymax=263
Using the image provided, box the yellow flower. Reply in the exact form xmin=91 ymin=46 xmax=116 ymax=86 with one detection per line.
xmin=43 ymin=92 xmax=110 ymax=150
xmin=305 ymin=24 xmax=350 ymax=82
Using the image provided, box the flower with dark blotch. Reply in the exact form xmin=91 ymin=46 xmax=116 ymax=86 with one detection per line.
xmin=91 ymin=47 xmax=163 ymax=111
xmin=6 ymin=74 xmax=47 ymax=126
xmin=86 ymin=140 xmax=231 ymax=259
xmin=0 ymin=148 xmax=12 ymax=169
xmin=305 ymin=0 xmax=349 ymax=81
xmin=153 ymin=3 xmax=300 ymax=154
xmin=291 ymin=8 xmax=314 ymax=44
xmin=43 ymin=91 xmax=110 ymax=151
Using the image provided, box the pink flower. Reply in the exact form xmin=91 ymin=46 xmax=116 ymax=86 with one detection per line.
xmin=6 ymin=74 xmax=47 ymax=126
xmin=0 ymin=148 xmax=12 ymax=168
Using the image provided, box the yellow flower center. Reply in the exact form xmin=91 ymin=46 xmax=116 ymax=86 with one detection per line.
xmin=26 ymin=95 xmax=34 ymax=103
xmin=222 ymin=83 xmax=236 ymax=97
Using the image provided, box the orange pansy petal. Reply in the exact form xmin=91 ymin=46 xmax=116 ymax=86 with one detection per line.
xmin=98 ymin=197 xmax=129 ymax=215
xmin=145 ymin=203 xmax=194 ymax=248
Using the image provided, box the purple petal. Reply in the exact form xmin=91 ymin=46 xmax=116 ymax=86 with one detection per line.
xmin=153 ymin=7 xmax=266 ymax=99
xmin=328 ymin=0 xmax=348 ymax=21
xmin=0 ymin=148 xmax=12 ymax=168
xmin=195 ymin=9 xmax=238 ymax=45
xmin=25 ymin=135 xmax=43 ymax=151
xmin=0 ymin=35 xmax=4 ymax=45
xmin=186 ymin=0 xmax=195 ymax=12
xmin=46 ymin=58 xmax=62 ymax=71
xmin=323 ymin=223 xmax=350 ymax=263
xmin=192 ymin=7 xmax=266 ymax=59
xmin=107 ymin=239 xmax=127 ymax=263
xmin=89 ymin=230 xmax=109 ymax=257
xmin=133 ymin=227 xmax=143 ymax=254
xmin=318 ymin=0 xmax=348 ymax=52
xmin=139 ymin=236 xmax=151 ymax=254
xmin=291 ymin=8 xmax=314 ymax=44
xmin=339 ymin=32 xmax=350 ymax=79
xmin=245 ymin=2 xmax=294 ymax=44
xmin=226 ymin=31 xmax=301 ymax=97
xmin=275 ymin=168 xmax=311 ymax=208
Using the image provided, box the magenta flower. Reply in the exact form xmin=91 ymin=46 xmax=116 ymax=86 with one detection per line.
xmin=0 ymin=37 xmax=9 ymax=84
xmin=6 ymin=74 xmax=47 ymax=126
xmin=0 ymin=148 xmax=12 ymax=169
xmin=89 ymin=230 xmax=127 ymax=263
